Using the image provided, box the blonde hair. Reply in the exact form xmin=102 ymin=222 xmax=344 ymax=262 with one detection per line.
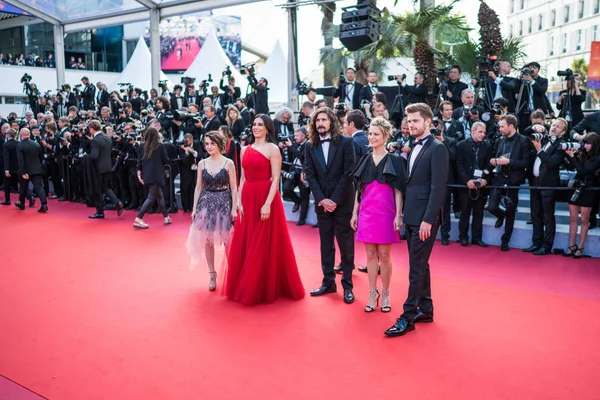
xmin=226 ymin=105 xmax=240 ymax=125
xmin=369 ymin=116 xmax=392 ymax=141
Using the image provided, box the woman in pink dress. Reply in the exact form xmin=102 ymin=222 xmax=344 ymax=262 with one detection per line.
xmin=351 ymin=117 xmax=406 ymax=313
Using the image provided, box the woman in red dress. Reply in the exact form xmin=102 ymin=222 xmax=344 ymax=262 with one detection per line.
xmin=224 ymin=114 xmax=305 ymax=305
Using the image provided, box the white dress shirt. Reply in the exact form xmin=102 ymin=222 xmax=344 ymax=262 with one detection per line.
xmin=345 ymin=82 xmax=355 ymax=109
xmin=533 ymin=141 xmax=552 ymax=177
xmin=320 ymin=134 xmax=331 ymax=165
xmin=409 ymin=135 xmax=430 ymax=175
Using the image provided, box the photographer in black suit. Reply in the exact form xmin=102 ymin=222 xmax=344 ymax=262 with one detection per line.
xmin=282 ymin=127 xmax=310 ymax=226
xmin=178 ymin=133 xmax=202 ymax=213
xmin=304 ymin=107 xmax=356 ymax=304
xmin=522 ymin=118 xmax=568 ymax=255
xmin=437 ymin=65 xmax=468 ymax=109
xmin=333 ymin=68 xmax=363 ymax=110
xmin=80 ymin=77 xmax=96 ymax=111
xmin=456 ymin=122 xmax=491 ymax=247
xmin=359 ymin=71 xmax=380 ymax=105
xmin=487 ymin=115 xmax=531 ymax=251
xmin=516 ymin=62 xmax=548 ymax=133
xmin=243 ymin=67 xmax=269 ymax=115
xmin=88 ymin=120 xmax=124 ymax=219
xmin=385 ymin=103 xmax=448 ymax=337
xmin=220 ymin=72 xmax=241 ymax=108
xmin=2 ymin=129 xmax=18 ymax=205
xmin=487 ymin=61 xmax=519 ymax=113
xmin=15 ymin=128 xmax=47 ymax=213
xmin=399 ymin=73 xmax=428 ymax=106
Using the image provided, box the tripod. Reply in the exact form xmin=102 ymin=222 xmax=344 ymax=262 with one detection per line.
xmin=474 ymin=74 xmax=494 ymax=111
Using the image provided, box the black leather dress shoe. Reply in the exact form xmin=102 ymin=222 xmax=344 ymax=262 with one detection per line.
xmin=292 ymin=203 xmax=300 ymax=213
xmin=441 ymin=238 xmax=449 ymax=246
xmin=89 ymin=213 xmax=105 ymax=219
xmin=384 ymin=318 xmax=415 ymax=337
xmin=296 ymin=220 xmax=305 ymax=226
xmin=413 ymin=310 xmax=434 ymax=323
xmin=472 ymin=240 xmax=488 ymax=248
xmin=460 ymin=238 xmax=469 ymax=246
xmin=0 ymin=201 xmax=10 ymax=206
xmin=501 ymin=243 xmax=509 ymax=252
xmin=29 ymin=198 xmax=36 ymax=208
xmin=38 ymin=204 xmax=48 ymax=213
xmin=310 ymin=284 xmax=336 ymax=296
xmin=527 ymin=218 xmax=533 ymax=225
xmin=334 ymin=265 xmax=343 ymax=273
xmin=116 ymin=203 xmax=125 ymax=217
xmin=343 ymin=289 xmax=355 ymax=304
xmin=15 ymin=202 xmax=25 ymax=210
xmin=533 ymin=248 xmax=550 ymax=256
xmin=495 ymin=217 xmax=504 ymax=228
xmin=357 ymin=266 xmax=367 ymax=273
xmin=522 ymin=245 xmax=540 ymax=253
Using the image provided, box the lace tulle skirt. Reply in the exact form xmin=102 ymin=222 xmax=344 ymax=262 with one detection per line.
xmin=186 ymin=189 xmax=233 ymax=270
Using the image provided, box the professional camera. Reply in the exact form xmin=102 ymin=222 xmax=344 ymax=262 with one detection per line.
xmin=522 ymin=68 xmax=534 ymax=77
xmin=388 ymin=73 xmax=406 ymax=82
xmin=438 ymin=66 xmax=452 ymax=76
xmin=388 ymin=136 xmax=410 ymax=152
xmin=181 ymin=76 xmax=196 ymax=85
xmin=73 ymin=83 xmax=83 ymax=92
xmin=477 ymin=55 xmax=498 ymax=75
xmin=297 ymin=112 xmax=310 ymax=127
xmin=334 ymin=103 xmax=346 ymax=116
xmin=361 ymin=99 xmax=372 ymax=109
xmin=296 ymin=81 xmax=310 ymax=96
xmin=560 ymin=142 xmax=582 ymax=151
xmin=241 ymin=63 xmax=256 ymax=76
xmin=199 ymin=74 xmax=213 ymax=92
xmin=339 ymin=73 xmax=346 ymax=84
xmin=568 ymin=180 xmax=586 ymax=202
xmin=529 ymin=132 xmax=557 ymax=142
xmin=430 ymin=118 xmax=442 ymax=137
xmin=158 ymin=79 xmax=168 ymax=87
xmin=173 ymin=110 xmax=201 ymax=123
xmin=224 ymin=66 xmax=232 ymax=77
xmin=490 ymin=105 xmax=504 ymax=116
xmin=118 ymin=82 xmax=133 ymax=94
xmin=557 ymin=68 xmax=574 ymax=78
xmin=20 ymin=73 xmax=32 ymax=83
xmin=492 ymin=153 xmax=511 ymax=175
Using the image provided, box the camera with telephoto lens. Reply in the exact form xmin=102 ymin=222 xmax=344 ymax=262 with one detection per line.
xmin=173 ymin=110 xmax=201 ymax=123
xmin=334 ymin=103 xmax=346 ymax=116
xmin=560 ymin=142 xmax=582 ymax=151
xmin=181 ymin=76 xmax=196 ymax=85
xmin=529 ymin=132 xmax=556 ymax=141
xmin=438 ymin=66 xmax=452 ymax=76
xmin=490 ymin=105 xmax=504 ymax=116
xmin=199 ymin=74 xmax=213 ymax=92
xmin=477 ymin=55 xmax=498 ymax=76
xmin=522 ymin=68 xmax=534 ymax=77
xmin=557 ymin=68 xmax=574 ymax=78
xmin=224 ymin=66 xmax=232 ymax=77
xmin=296 ymin=81 xmax=310 ymax=95
xmin=297 ymin=112 xmax=310 ymax=126
xmin=20 ymin=73 xmax=32 ymax=83
xmin=388 ymin=73 xmax=406 ymax=82
xmin=158 ymin=79 xmax=168 ymax=87
xmin=241 ymin=63 xmax=256 ymax=76
xmin=492 ymin=153 xmax=511 ymax=175
xmin=430 ymin=118 xmax=442 ymax=137
xmin=339 ymin=73 xmax=346 ymax=84
xmin=568 ymin=180 xmax=586 ymax=202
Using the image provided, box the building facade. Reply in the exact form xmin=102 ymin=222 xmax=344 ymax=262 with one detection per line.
xmin=505 ymin=0 xmax=600 ymax=101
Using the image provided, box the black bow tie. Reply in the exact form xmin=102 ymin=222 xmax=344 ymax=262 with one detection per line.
xmin=320 ymin=138 xmax=331 ymax=143
xmin=415 ymin=136 xmax=430 ymax=146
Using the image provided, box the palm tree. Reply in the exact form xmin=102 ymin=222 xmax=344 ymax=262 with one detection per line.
xmin=320 ymin=2 xmax=337 ymax=85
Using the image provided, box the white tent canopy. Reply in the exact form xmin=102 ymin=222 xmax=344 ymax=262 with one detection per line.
xmin=260 ymin=40 xmax=289 ymax=104
xmin=183 ymin=31 xmax=245 ymax=91
xmin=110 ymin=37 xmax=172 ymax=91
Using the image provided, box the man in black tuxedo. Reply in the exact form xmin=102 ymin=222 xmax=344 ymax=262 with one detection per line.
xmin=359 ymin=71 xmax=380 ymax=105
xmin=2 ymin=128 xmax=19 ymax=205
xmin=333 ymin=68 xmax=363 ymax=110
xmin=456 ymin=122 xmax=491 ymax=247
xmin=129 ymin=89 xmax=145 ymax=116
xmin=80 ymin=77 xmax=96 ymax=111
xmin=170 ymin=85 xmax=187 ymax=111
xmin=15 ymin=128 xmax=48 ymax=213
xmin=282 ymin=127 xmax=310 ymax=226
xmin=438 ymin=101 xmax=465 ymax=141
xmin=88 ymin=120 xmax=124 ymax=219
xmin=184 ymin=84 xmax=203 ymax=108
xmin=573 ymin=110 xmax=600 ymax=137
xmin=399 ymin=73 xmax=428 ymax=106
xmin=178 ymin=133 xmax=202 ymax=213
xmin=344 ymin=110 xmax=369 ymax=162
xmin=243 ymin=69 xmax=269 ymax=115
xmin=95 ymin=82 xmax=110 ymax=110
xmin=515 ymin=62 xmax=548 ymax=133
xmin=219 ymin=73 xmax=241 ymax=108
xmin=385 ymin=103 xmax=448 ymax=337
xmin=438 ymin=65 xmax=468 ymax=109
xmin=486 ymin=61 xmax=519 ymax=113
xmin=304 ymin=107 xmax=356 ymax=304
xmin=487 ymin=115 xmax=531 ymax=251
xmin=199 ymin=106 xmax=222 ymax=136
xmin=522 ymin=118 xmax=568 ymax=255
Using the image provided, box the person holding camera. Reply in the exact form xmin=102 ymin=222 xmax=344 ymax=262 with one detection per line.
xmin=80 ymin=77 xmax=96 ymax=111
xmin=437 ymin=65 xmax=468 ymax=110
xmin=516 ymin=62 xmax=548 ymax=134
xmin=220 ymin=72 xmax=241 ymax=108
xmin=333 ymin=67 xmax=363 ymax=110
xmin=487 ymin=115 xmax=531 ymax=251
xmin=177 ymin=133 xmax=202 ymax=213
xmin=15 ymin=128 xmax=47 ymax=213
xmin=281 ymin=127 xmax=310 ymax=226
xmin=487 ymin=61 xmax=518 ymax=113
xmin=359 ymin=71 xmax=380 ymax=105
xmin=563 ymin=132 xmax=600 ymax=258
xmin=398 ymin=73 xmax=427 ymax=106
xmin=244 ymin=67 xmax=269 ymax=115
xmin=456 ymin=121 xmax=491 ymax=247
xmin=452 ymin=89 xmax=484 ymax=140
xmin=235 ymin=98 xmax=251 ymax=126
xmin=199 ymin=105 xmax=222 ymax=136
xmin=522 ymin=118 xmax=568 ymax=256
xmin=185 ymin=84 xmax=202 ymax=107
xmin=556 ymin=75 xmax=586 ymax=128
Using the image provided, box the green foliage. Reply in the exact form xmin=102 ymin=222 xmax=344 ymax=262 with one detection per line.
xmin=571 ymin=58 xmax=589 ymax=88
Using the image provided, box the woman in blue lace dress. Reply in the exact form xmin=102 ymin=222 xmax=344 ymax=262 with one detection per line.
xmin=186 ymin=131 xmax=238 ymax=291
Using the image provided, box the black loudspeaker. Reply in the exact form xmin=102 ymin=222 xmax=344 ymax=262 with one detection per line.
xmin=339 ymin=2 xmax=381 ymax=52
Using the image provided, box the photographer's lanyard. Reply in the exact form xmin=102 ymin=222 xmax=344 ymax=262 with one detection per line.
xmin=473 ymin=143 xmax=480 ymax=171
xmin=345 ymin=83 xmax=355 ymax=107
xmin=528 ymin=82 xmax=535 ymax=112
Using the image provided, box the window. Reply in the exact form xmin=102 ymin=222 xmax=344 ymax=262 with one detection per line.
xmin=521 ymin=0 xmax=525 ymax=10
xmin=595 ymin=0 xmax=600 ymax=13
xmin=519 ymin=21 xmax=523 ymax=35
xmin=565 ymin=5 xmax=570 ymax=22
xmin=563 ymin=32 xmax=568 ymax=53
xmin=552 ymin=9 xmax=556 ymax=26
xmin=594 ymin=25 xmax=599 ymax=41
xmin=577 ymin=29 xmax=583 ymax=50
xmin=579 ymin=0 xmax=585 ymax=18
xmin=509 ymin=25 xmax=513 ymax=36
xmin=538 ymin=14 xmax=543 ymax=30
xmin=510 ymin=0 xmax=515 ymax=13
xmin=550 ymin=36 xmax=555 ymax=56
xmin=528 ymin=17 xmax=532 ymax=33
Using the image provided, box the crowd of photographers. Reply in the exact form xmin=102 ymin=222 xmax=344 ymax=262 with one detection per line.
xmin=1 ymin=58 xmax=599 ymax=256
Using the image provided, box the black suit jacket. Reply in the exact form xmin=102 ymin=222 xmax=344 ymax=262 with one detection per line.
xmin=492 ymin=133 xmax=531 ymax=185
xmin=170 ymin=95 xmax=187 ymax=111
xmin=90 ymin=133 xmax=114 ymax=175
xmin=333 ymin=81 xmax=363 ymax=110
xmin=229 ymin=119 xmax=246 ymax=140
xmin=404 ymin=136 xmax=449 ymax=226
xmin=352 ymin=131 xmax=369 ymax=162
xmin=274 ymin=120 xmax=294 ymax=139
xmin=532 ymin=139 xmax=566 ymax=187
xmin=441 ymin=135 xmax=457 ymax=184
xmin=17 ymin=138 xmax=44 ymax=176
xmin=402 ymin=84 xmax=428 ymax=105
xmin=185 ymin=93 xmax=203 ymax=108
xmin=304 ymin=135 xmax=356 ymax=213
xmin=437 ymin=80 xmax=468 ymax=109
xmin=96 ymin=90 xmax=110 ymax=109
xmin=137 ymin=143 xmax=169 ymax=186
xmin=202 ymin=117 xmax=222 ymax=135
xmin=3 ymin=138 xmax=19 ymax=173
xmin=516 ymin=76 xmax=549 ymax=114
xmin=456 ymin=138 xmax=492 ymax=185
xmin=359 ymin=85 xmax=379 ymax=105
xmin=487 ymin=77 xmax=519 ymax=112
xmin=573 ymin=110 xmax=600 ymax=135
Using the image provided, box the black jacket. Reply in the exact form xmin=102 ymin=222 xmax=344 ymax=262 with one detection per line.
xmin=402 ymin=84 xmax=428 ymax=105
xmin=333 ymin=81 xmax=363 ymax=110
xmin=532 ymin=139 xmax=567 ymax=187
xmin=3 ymin=138 xmax=18 ymax=174
xmin=437 ymin=80 xmax=468 ymax=109
xmin=456 ymin=138 xmax=492 ymax=185
xmin=137 ymin=143 xmax=169 ymax=186
xmin=90 ymin=133 xmax=114 ymax=174
xmin=491 ymin=133 xmax=531 ymax=185
xmin=304 ymin=134 xmax=356 ymax=214
xmin=573 ymin=111 xmax=600 ymax=136
xmin=229 ymin=119 xmax=246 ymax=140
xmin=17 ymin=138 xmax=44 ymax=176
xmin=247 ymin=77 xmax=269 ymax=115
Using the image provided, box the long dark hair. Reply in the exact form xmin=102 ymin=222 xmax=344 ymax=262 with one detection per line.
xmin=247 ymin=114 xmax=276 ymax=144
xmin=308 ymin=107 xmax=342 ymax=147
xmin=142 ymin=127 xmax=160 ymax=160
xmin=578 ymin=132 xmax=600 ymax=164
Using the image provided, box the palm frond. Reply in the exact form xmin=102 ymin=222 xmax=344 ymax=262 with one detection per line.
xmin=500 ymin=35 xmax=527 ymax=68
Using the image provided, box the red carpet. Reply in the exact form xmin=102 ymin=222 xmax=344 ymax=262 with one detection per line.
xmin=1 ymin=202 xmax=600 ymax=399
xmin=162 ymin=39 xmax=201 ymax=71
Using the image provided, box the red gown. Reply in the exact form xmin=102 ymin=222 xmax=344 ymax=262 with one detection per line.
xmin=224 ymin=146 xmax=305 ymax=305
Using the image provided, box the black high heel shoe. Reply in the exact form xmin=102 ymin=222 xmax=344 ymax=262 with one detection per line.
xmin=563 ymin=244 xmax=578 ymax=257
xmin=364 ymin=290 xmax=380 ymax=313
